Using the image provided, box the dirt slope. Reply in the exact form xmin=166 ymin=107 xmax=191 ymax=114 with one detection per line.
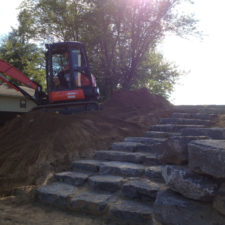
xmin=0 ymin=88 xmax=171 ymax=194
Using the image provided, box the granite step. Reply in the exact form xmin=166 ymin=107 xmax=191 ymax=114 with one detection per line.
xmin=173 ymin=105 xmax=225 ymax=113
xmin=111 ymin=141 xmax=159 ymax=153
xmin=37 ymin=182 xmax=76 ymax=208
xmin=54 ymin=171 xmax=92 ymax=186
xmin=121 ymin=178 xmax=164 ymax=201
xmin=159 ymin=118 xmax=210 ymax=125
xmin=145 ymin=131 xmax=181 ymax=138
xmin=72 ymin=159 xmax=103 ymax=172
xmin=70 ymin=191 xmax=115 ymax=216
xmin=145 ymin=166 xmax=163 ymax=182
xmin=37 ymin=182 xmax=155 ymax=224
xmin=151 ymin=124 xmax=205 ymax=132
xmin=172 ymin=112 xmax=217 ymax=120
xmin=181 ymin=127 xmax=225 ymax=139
xmin=124 ymin=137 xmax=167 ymax=144
xmin=88 ymin=175 xmax=124 ymax=192
xmin=109 ymin=199 xmax=154 ymax=225
xmin=99 ymin=161 xmax=146 ymax=177
xmin=95 ymin=150 xmax=160 ymax=166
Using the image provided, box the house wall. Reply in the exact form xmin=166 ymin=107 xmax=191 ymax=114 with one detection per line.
xmin=0 ymin=95 xmax=37 ymax=112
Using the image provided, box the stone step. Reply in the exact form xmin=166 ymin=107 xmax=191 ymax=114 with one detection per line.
xmin=37 ymin=182 xmax=155 ymax=224
xmin=70 ymin=191 xmax=115 ymax=216
xmin=159 ymin=118 xmax=210 ymax=125
xmin=151 ymin=124 xmax=204 ymax=132
xmin=124 ymin=137 xmax=167 ymax=144
xmin=99 ymin=161 xmax=145 ymax=177
xmin=121 ymin=178 xmax=164 ymax=201
xmin=95 ymin=150 xmax=160 ymax=166
xmin=72 ymin=159 xmax=103 ymax=172
xmin=109 ymin=199 xmax=153 ymax=225
xmin=111 ymin=141 xmax=158 ymax=153
xmin=54 ymin=171 xmax=91 ymax=186
xmin=182 ymin=127 xmax=225 ymax=139
xmin=173 ymin=105 xmax=225 ymax=113
xmin=172 ymin=112 xmax=217 ymax=120
xmin=145 ymin=131 xmax=181 ymax=138
xmin=88 ymin=175 xmax=124 ymax=192
xmin=145 ymin=166 xmax=163 ymax=182
xmin=37 ymin=182 xmax=76 ymax=208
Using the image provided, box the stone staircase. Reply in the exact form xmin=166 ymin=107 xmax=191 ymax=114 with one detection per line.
xmin=36 ymin=105 xmax=225 ymax=225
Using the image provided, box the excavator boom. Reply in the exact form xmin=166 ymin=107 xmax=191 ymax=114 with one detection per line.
xmin=0 ymin=60 xmax=38 ymax=90
xmin=0 ymin=60 xmax=42 ymax=104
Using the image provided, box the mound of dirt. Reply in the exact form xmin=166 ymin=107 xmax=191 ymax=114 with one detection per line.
xmin=104 ymin=88 xmax=169 ymax=112
xmin=0 ymin=88 xmax=172 ymax=194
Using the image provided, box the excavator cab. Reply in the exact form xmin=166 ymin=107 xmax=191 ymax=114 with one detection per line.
xmin=45 ymin=42 xmax=99 ymax=104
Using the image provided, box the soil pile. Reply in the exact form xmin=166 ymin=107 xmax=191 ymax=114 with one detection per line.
xmin=0 ymin=88 xmax=172 ymax=194
xmin=104 ymin=88 xmax=169 ymax=112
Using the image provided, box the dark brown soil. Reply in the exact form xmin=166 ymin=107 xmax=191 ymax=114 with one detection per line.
xmin=0 ymin=88 xmax=172 ymax=194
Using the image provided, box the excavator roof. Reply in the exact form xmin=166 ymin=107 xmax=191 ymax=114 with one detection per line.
xmin=45 ymin=42 xmax=85 ymax=51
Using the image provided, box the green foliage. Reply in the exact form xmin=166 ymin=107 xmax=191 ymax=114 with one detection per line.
xmin=133 ymin=51 xmax=181 ymax=99
xmin=0 ymin=31 xmax=46 ymax=88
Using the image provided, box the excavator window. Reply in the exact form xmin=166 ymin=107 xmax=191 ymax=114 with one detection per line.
xmin=52 ymin=51 xmax=70 ymax=90
xmin=47 ymin=45 xmax=91 ymax=91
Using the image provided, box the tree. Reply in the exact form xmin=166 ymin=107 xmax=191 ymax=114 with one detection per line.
xmin=0 ymin=31 xmax=46 ymax=88
xmin=133 ymin=51 xmax=181 ymax=98
xmin=16 ymin=0 xmax=198 ymax=98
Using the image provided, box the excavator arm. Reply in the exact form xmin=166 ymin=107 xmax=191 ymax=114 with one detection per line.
xmin=0 ymin=60 xmax=38 ymax=89
xmin=0 ymin=60 xmax=43 ymax=104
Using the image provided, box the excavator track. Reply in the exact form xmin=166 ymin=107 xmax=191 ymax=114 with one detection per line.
xmin=33 ymin=101 xmax=99 ymax=114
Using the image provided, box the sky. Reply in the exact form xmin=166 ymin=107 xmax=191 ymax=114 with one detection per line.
xmin=0 ymin=0 xmax=225 ymax=105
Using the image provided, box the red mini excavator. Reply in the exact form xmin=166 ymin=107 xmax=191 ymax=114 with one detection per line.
xmin=0 ymin=42 xmax=100 ymax=113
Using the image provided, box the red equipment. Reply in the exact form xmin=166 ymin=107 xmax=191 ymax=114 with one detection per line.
xmin=0 ymin=42 xmax=99 ymax=113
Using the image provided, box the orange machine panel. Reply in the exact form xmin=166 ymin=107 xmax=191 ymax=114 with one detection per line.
xmin=49 ymin=89 xmax=85 ymax=103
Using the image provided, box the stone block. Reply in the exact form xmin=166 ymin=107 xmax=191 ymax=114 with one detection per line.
xmin=172 ymin=113 xmax=216 ymax=120
xmin=145 ymin=131 xmax=181 ymax=138
xmin=145 ymin=166 xmax=163 ymax=181
xmin=121 ymin=178 xmax=163 ymax=201
xmin=72 ymin=160 xmax=103 ymax=172
xmin=54 ymin=171 xmax=91 ymax=186
xmin=109 ymin=200 xmax=153 ymax=225
xmin=189 ymin=140 xmax=225 ymax=178
xmin=154 ymin=189 xmax=225 ymax=225
xmin=162 ymin=165 xmax=218 ymax=201
xmin=112 ymin=142 xmax=154 ymax=153
xmin=37 ymin=182 xmax=76 ymax=207
xmin=213 ymin=183 xmax=225 ymax=216
xmin=143 ymin=153 xmax=160 ymax=166
xmin=158 ymin=136 xmax=208 ymax=165
xmin=151 ymin=124 xmax=204 ymax=132
xmin=88 ymin=175 xmax=123 ymax=192
xmin=160 ymin=118 xmax=210 ymax=125
xmin=99 ymin=161 xmax=145 ymax=177
xmin=70 ymin=191 xmax=113 ymax=215
xmin=95 ymin=150 xmax=145 ymax=164
xmin=124 ymin=137 xmax=167 ymax=144
xmin=182 ymin=128 xmax=225 ymax=139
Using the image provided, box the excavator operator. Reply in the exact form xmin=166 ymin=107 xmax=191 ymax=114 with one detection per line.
xmin=54 ymin=51 xmax=91 ymax=89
